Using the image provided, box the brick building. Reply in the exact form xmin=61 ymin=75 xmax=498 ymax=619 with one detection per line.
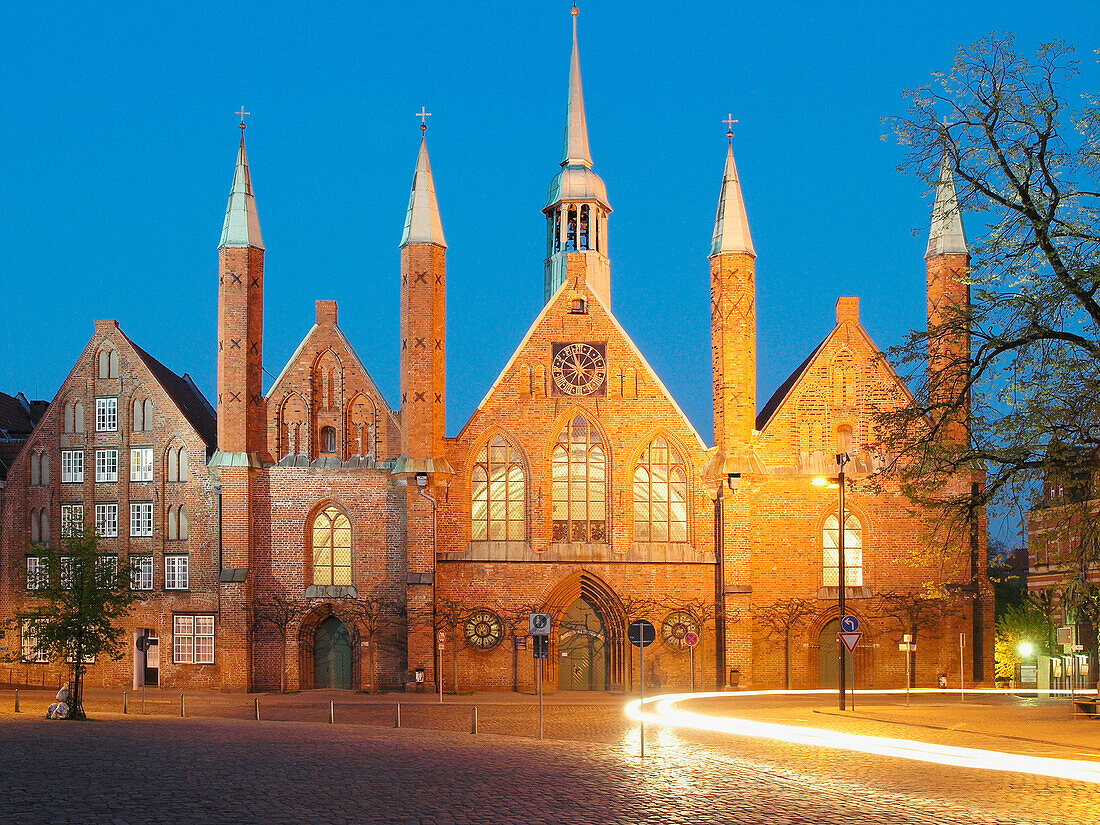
xmin=1 ymin=10 xmax=992 ymax=693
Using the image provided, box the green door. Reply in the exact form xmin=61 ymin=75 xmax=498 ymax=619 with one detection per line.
xmin=314 ymin=617 xmax=352 ymax=689
xmin=818 ymin=618 xmax=854 ymax=689
xmin=559 ymin=598 xmax=608 ymax=690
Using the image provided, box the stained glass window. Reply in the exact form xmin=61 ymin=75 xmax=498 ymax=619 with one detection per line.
xmin=312 ymin=506 xmax=352 ymax=586
xmin=552 ymin=416 xmax=607 ymax=543
xmin=471 ymin=436 xmax=525 ymax=541
xmin=633 ymin=437 xmax=688 ymax=542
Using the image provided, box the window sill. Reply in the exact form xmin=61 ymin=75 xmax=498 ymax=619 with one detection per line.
xmin=304 ymin=584 xmax=358 ymax=599
xmin=817 ymin=586 xmax=872 ymax=600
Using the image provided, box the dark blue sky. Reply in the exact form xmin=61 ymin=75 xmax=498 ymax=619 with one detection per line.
xmin=2 ymin=2 xmax=1096 ymax=544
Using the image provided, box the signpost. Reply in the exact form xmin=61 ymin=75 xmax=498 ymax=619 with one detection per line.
xmin=959 ymin=632 xmax=966 ymax=703
xmin=530 ymin=613 xmax=551 ymax=740
xmin=629 ymin=619 xmax=656 ymax=758
xmin=899 ymin=634 xmax=915 ymax=706
xmin=437 ymin=630 xmax=446 ymax=704
xmin=838 ymin=625 xmax=861 ymax=709
xmin=685 ymin=631 xmax=699 ymax=693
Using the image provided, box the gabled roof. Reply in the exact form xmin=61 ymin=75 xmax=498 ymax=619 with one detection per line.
xmin=128 ymin=341 xmax=217 ymax=450
xmin=755 ymin=339 xmax=827 ymax=431
xmin=0 ymin=391 xmax=40 ymax=437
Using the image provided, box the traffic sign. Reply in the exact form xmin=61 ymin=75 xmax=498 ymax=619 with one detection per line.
xmin=529 ymin=613 xmax=552 ymax=636
xmin=436 ymin=629 xmax=446 ymax=644
xmin=628 ymin=619 xmax=656 ymax=648
xmin=684 ymin=631 xmax=699 ymax=648
xmin=532 ymin=635 xmax=550 ymax=659
xmin=898 ymin=642 xmax=915 ymax=652
xmin=841 ymin=615 xmax=860 ymax=633
xmin=838 ymin=631 xmax=862 ymax=653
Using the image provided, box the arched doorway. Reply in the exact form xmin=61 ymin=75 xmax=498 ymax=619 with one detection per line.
xmin=314 ymin=617 xmax=352 ymax=689
xmin=559 ymin=597 xmax=608 ymax=690
xmin=817 ymin=618 xmax=853 ymax=689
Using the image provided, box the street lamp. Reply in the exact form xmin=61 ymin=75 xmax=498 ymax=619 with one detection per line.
xmin=714 ymin=472 xmax=741 ymax=689
xmin=813 ymin=452 xmax=850 ymax=711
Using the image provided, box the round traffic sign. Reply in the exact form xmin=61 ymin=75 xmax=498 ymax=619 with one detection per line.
xmin=684 ymin=631 xmax=699 ymax=648
xmin=436 ymin=629 xmax=446 ymax=644
xmin=841 ymin=615 xmax=860 ymax=633
xmin=628 ymin=619 xmax=656 ymax=648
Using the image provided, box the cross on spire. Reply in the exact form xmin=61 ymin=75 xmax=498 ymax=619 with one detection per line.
xmin=723 ymin=113 xmax=738 ymax=141
xmin=236 ymin=107 xmax=251 ymax=131
xmin=416 ymin=107 xmax=432 ymax=133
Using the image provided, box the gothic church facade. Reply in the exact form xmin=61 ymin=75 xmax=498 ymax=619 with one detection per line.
xmin=1 ymin=11 xmax=993 ymax=693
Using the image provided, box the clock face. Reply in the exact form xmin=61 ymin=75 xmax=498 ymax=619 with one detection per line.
xmin=551 ymin=342 xmax=607 ymax=397
xmin=464 ymin=610 xmax=504 ymax=650
xmin=662 ymin=611 xmax=696 ymax=652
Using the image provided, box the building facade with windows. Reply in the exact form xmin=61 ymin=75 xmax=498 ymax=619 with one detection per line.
xmin=1 ymin=11 xmax=992 ymax=693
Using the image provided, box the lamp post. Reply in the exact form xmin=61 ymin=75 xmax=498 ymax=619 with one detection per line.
xmin=813 ymin=453 xmax=850 ymax=711
xmin=713 ymin=472 xmax=740 ymax=690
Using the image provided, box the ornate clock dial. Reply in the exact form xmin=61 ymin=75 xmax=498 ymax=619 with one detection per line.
xmin=464 ymin=609 xmax=504 ymax=650
xmin=551 ymin=342 xmax=607 ymax=397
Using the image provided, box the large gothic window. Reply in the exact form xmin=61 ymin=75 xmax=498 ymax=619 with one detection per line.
xmin=633 ymin=437 xmax=688 ymax=542
xmin=311 ymin=506 xmax=352 ymax=586
xmin=823 ymin=513 xmax=863 ymax=587
xmin=552 ymin=416 xmax=607 ymax=543
xmin=471 ymin=435 xmax=525 ymax=541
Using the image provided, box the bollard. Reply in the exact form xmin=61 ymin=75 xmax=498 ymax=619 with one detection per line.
xmin=123 ymin=691 xmax=128 ymax=714
xmin=394 ymin=702 xmax=401 ymax=728
xmin=141 ymin=686 xmax=146 ymax=715
xmin=14 ymin=689 xmax=19 ymax=713
xmin=255 ymin=697 xmax=260 ymax=721
xmin=180 ymin=694 xmax=185 ymax=718
xmin=329 ymin=700 xmax=335 ymax=725
xmin=471 ymin=706 xmax=477 ymax=735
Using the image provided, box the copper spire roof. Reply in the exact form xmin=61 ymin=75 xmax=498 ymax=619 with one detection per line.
xmin=926 ymin=153 xmax=969 ymax=259
xmin=219 ymin=133 xmax=264 ymax=250
xmin=401 ymin=134 xmax=446 ymax=248
xmin=711 ymin=140 xmax=755 ymax=257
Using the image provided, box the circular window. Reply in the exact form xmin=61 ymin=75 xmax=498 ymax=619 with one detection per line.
xmin=662 ymin=611 xmax=697 ymax=652
xmin=464 ymin=609 xmax=504 ymax=651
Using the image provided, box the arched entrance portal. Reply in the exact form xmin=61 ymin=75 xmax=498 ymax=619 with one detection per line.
xmin=559 ymin=598 xmax=608 ymax=690
xmin=314 ymin=616 xmax=352 ymax=689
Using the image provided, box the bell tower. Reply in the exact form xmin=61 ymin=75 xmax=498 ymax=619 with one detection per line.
xmin=543 ymin=5 xmax=612 ymax=308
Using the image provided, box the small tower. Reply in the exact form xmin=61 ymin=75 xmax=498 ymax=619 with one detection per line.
xmin=216 ymin=120 xmax=265 ymax=464
xmin=709 ymin=123 xmax=760 ymax=474
xmin=925 ymin=152 xmax=971 ymax=446
xmin=543 ymin=5 xmax=612 ymax=308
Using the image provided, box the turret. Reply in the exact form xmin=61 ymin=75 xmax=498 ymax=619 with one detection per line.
xmin=542 ymin=6 xmax=612 ymax=308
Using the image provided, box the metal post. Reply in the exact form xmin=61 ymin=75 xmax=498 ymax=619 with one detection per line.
xmin=640 ymin=642 xmax=646 ymax=759
xmin=905 ymin=648 xmax=911 ymax=707
xmin=714 ymin=484 xmax=727 ymax=689
xmin=141 ymin=686 xmax=146 ymax=715
xmin=394 ymin=702 xmax=401 ymax=728
xmin=471 ymin=706 xmax=477 ymax=734
xmin=438 ymin=645 xmax=444 ymax=705
xmin=838 ymin=457 xmax=847 ymax=712
xmin=959 ymin=632 xmax=966 ymax=702
xmin=329 ymin=700 xmax=334 ymax=724
xmin=690 ymin=646 xmax=695 ymax=693
xmin=14 ymin=689 xmax=19 ymax=713
xmin=255 ymin=697 xmax=260 ymax=721
xmin=180 ymin=694 xmax=185 ymax=717
xmin=123 ymin=691 xmax=128 ymax=714
xmin=538 ymin=657 xmax=544 ymax=741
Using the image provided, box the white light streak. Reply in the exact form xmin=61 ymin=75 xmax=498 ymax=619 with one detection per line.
xmin=625 ymin=690 xmax=1100 ymax=785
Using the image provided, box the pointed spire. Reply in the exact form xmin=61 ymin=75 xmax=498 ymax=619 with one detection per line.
xmin=562 ymin=5 xmax=592 ymax=168
xmin=711 ymin=139 xmax=755 ymax=257
xmin=401 ymin=135 xmax=446 ymax=248
xmin=926 ymin=153 xmax=969 ymax=259
xmin=219 ymin=131 xmax=264 ymax=250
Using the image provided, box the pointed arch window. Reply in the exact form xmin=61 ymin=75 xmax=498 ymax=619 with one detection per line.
xmin=98 ymin=349 xmax=119 ymax=379
xmin=471 ymin=435 xmax=526 ymax=541
xmin=579 ymin=205 xmax=590 ymax=250
xmin=633 ymin=437 xmax=688 ymax=542
xmin=64 ymin=401 xmax=85 ymax=434
xmin=311 ymin=506 xmax=352 ymax=586
xmin=552 ymin=415 xmax=607 ymax=543
xmin=823 ymin=513 xmax=863 ymax=587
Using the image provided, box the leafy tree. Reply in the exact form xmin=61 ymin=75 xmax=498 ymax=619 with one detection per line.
xmin=6 ymin=526 xmax=142 ymax=719
xmin=878 ymin=34 xmax=1100 ymax=572
xmin=753 ymin=599 xmax=817 ymax=690
xmin=994 ymin=601 xmax=1053 ymax=680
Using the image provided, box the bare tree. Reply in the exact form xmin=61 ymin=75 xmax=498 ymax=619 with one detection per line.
xmin=876 ymin=587 xmax=964 ymax=684
xmin=753 ymin=599 xmax=818 ymax=690
xmin=336 ymin=593 xmax=400 ymax=693
xmin=251 ymin=595 xmax=306 ymax=694
xmin=658 ymin=596 xmax=718 ymax=688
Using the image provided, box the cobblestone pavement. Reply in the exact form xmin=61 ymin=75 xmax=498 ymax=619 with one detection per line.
xmin=1 ymin=697 xmax=1098 ymax=824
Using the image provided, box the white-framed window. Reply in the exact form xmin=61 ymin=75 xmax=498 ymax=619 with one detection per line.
xmin=22 ymin=620 xmax=49 ymax=663
xmin=130 ymin=502 xmax=153 ymax=537
xmin=25 ymin=556 xmax=48 ymax=590
xmin=95 ymin=503 xmax=119 ymax=538
xmin=61 ymin=450 xmax=84 ymax=483
xmin=173 ymin=614 xmax=214 ymax=664
xmin=97 ymin=554 xmax=119 ymax=585
xmin=165 ymin=555 xmax=189 ymax=590
xmin=95 ymin=449 xmax=119 ymax=483
xmin=95 ymin=397 xmax=118 ymax=432
xmin=61 ymin=504 xmax=84 ymax=537
xmin=130 ymin=447 xmax=153 ymax=482
xmin=60 ymin=556 xmax=74 ymax=589
xmin=823 ymin=513 xmax=864 ymax=587
xmin=130 ymin=555 xmax=153 ymax=591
